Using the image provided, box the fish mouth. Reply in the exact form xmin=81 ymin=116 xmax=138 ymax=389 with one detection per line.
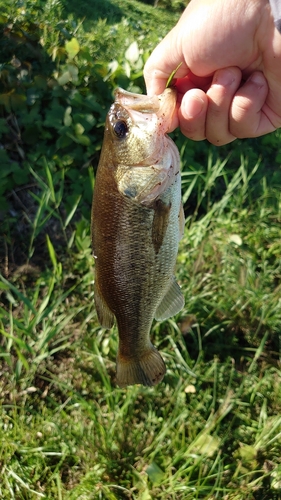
xmin=114 ymin=87 xmax=177 ymax=133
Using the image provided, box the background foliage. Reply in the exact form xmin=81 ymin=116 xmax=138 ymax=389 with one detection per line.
xmin=1 ymin=0 xmax=281 ymax=499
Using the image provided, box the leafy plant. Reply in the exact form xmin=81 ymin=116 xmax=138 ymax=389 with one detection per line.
xmin=1 ymin=1 xmax=281 ymax=499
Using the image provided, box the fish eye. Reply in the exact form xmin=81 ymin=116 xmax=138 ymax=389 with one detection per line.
xmin=113 ymin=120 xmax=128 ymax=138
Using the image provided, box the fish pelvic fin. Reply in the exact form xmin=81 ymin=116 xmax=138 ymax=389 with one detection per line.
xmin=155 ymin=276 xmax=184 ymax=321
xmin=94 ymin=281 xmax=115 ymax=329
xmin=116 ymin=345 xmax=166 ymax=388
xmin=178 ymin=201 xmax=185 ymax=241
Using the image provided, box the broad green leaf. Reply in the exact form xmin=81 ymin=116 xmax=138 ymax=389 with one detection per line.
xmin=75 ymin=134 xmax=91 ymax=146
xmin=34 ymin=75 xmax=48 ymax=89
xmin=56 ymin=133 xmax=73 ymax=149
xmin=125 ymin=41 xmax=139 ymax=64
xmin=44 ymin=103 xmax=65 ymax=128
xmin=139 ymin=491 xmax=152 ymax=500
xmin=72 ymin=113 xmax=96 ymax=131
xmin=64 ymin=106 xmax=72 ymax=126
xmin=65 ymin=37 xmax=80 ymax=59
xmin=58 ymin=71 xmax=71 ymax=86
xmin=0 ymin=93 xmax=11 ymax=112
xmin=75 ymin=123 xmax=85 ymax=135
xmin=65 ymin=131 xmax=91 ymax=146
xmin=67 ymin=63 xmax=79 ymax=83
xmin=107 ymin=60 xmax=119 ymax=77
xmin=124 ymin=60 xmax=131 ymax=78
xmin=192 ymin=434 xmax=220 ymax=457
xmin=11 ymin=93 xmax=27 ymax=110
xmin=85 ymin=95 xmax=105 ymax=114
xmin=146 ymin=462 xmax=164 ymax=484
xmin=229 ymin=234 xmax=242 ymax=246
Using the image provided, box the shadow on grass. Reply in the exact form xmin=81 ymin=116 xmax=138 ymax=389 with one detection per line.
xmin=60 ymin=0 xmax=124 ymax=24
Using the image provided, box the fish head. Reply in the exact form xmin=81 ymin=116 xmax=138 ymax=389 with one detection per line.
xmin=104 ymin=87 xmax=177 ymax=167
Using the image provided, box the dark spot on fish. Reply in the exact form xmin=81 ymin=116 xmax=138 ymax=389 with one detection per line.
xmin=124 ymin=186 xmax=137 ymax=198
xmin=113 ymin=120 xmax=128 ymax=138
xmin=152 ymin=370 xmax=164 ymax=383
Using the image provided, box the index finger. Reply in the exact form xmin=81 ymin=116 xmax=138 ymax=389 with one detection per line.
xmin=143 ymin=30 xmax=189 ymax=96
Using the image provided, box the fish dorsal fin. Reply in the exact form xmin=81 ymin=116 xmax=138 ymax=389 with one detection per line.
xmin=155 ymin=277 xmax=184 ymax=321
xmin=94 ymin=282 xmax=115 ymax=329
xmin=152 ymin=199 xmax=171 ymax=254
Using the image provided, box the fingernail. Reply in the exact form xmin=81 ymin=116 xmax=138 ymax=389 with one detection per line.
xmin=214 ymin=69 xmax=235 ymax=86
xmin=183 ymin=95 xmax=205 ymax=119
xmin=249 ymin=72 xmax=265 ymax=87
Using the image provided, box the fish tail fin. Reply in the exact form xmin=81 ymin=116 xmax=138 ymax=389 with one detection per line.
xmin=116 ymin=345 xmax=166 ymax=388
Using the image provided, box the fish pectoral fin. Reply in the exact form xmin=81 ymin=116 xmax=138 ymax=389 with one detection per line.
xmin=118 ymin=167 xmax=159 ymax=201
xmin=94 ymin=282 xmax=115 ymax=329
xmin=155 ymin=277 xmax=184 ymax=321
xmin=152 ymin=199 xmax=171 ymax=254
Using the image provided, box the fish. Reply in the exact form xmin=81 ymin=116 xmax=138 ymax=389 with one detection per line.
xmin=91 ymin=86 xmax=185 ymax=387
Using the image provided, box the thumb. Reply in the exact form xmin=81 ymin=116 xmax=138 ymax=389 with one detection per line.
xmin=143 ymin=29 xmax=189 ymax=96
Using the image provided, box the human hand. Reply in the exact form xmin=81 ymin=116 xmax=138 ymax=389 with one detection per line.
xmin=144 ymin=0 xmax=281 ymax=145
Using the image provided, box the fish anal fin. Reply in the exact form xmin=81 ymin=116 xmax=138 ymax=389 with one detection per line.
xmin=94 ymin=281 xmax=115 ymax=329
xmin=152 ymin=199 xmax=171 ymax=254
xmin=116 ymin=345 xmax=166 ymax=387
xmin=155 ymin=277 xmax=184 ymax=321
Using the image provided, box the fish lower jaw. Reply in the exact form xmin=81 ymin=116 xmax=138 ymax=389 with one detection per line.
xmin=116 ymin=345 xmax=166 ymax=388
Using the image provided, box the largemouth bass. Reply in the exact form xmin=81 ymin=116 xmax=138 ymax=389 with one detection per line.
xmin=91 ymin=87 xmax=184 ymax=387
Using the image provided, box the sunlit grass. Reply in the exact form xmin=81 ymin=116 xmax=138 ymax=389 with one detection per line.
xmin=1 ymin=152 xmax=281 ymax=499
xmin=0 ymin=1 xmax=281 ymax=498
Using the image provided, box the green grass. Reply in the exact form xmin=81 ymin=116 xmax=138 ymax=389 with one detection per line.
xmin=1 ymin=155 xmax=281 ymax=499
xmin=1 ymin=0 xmax=281 ymax=499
